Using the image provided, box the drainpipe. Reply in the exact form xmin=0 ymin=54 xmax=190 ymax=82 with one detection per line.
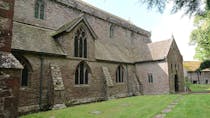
xmin=39 ymin=55 xmax=44 ymax=110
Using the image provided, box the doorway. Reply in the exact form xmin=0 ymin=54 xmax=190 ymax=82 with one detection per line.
xmin=174 ymin=75 xmax=179 ymax=92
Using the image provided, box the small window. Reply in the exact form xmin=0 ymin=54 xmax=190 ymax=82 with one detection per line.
xmin=75 ymin=62 xmax=90 ymax=85
xmin=35 ymin=0 xmax=45 ymax=19
xmin=148 ymin=73 xmax=153 ymax=83
xmin=110 ymin=24 xmax=114 ymax=38
xmin=116 ymin=65 xmax=124 ymax=83
xmin=74 ymin=27 xmax=87 ymax=58
xmin=206 ymin=80 xmax=208 ymax=84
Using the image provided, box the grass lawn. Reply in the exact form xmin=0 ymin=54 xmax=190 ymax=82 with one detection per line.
xmin=21 ymin=94 xmax=210 ymax=118
xmin=189 ymin=84 xmax=210 ymax=92
xmin=21 ymin=95 xmax=178 ymax=118
xmin=166 ymin=94 xmax=210 ymax=118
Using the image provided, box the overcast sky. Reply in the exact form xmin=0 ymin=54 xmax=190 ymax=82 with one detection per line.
xmin=81 ymin=0 xmax=196 ymax=61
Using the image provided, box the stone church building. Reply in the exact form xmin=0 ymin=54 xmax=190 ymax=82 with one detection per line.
xmin=9 ymin=0 xmax=184 ymax=114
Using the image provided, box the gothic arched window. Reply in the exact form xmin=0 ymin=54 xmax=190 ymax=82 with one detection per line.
xmin=116 ymin=65 xmax=124 ymax=83
xmin=74 ymin=27 xmax=87 ymax=58
xmin=35 ymin=0 xmax=45 ymax=19
xmin=75 ymin=62 xmax=90 ymax=85
xmin=14 ymin=54 xmax=32 ymax=87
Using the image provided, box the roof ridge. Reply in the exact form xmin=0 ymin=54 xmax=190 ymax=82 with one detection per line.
xmin=53 ymin=0 xmax=151 ymax=37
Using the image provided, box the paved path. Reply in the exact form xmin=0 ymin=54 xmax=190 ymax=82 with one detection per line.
xmin=153 ymin=95 xmax=183 ymax=118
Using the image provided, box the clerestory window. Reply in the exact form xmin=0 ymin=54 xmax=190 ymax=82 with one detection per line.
xmin=110 ymin=24 xmax=114 ymax=38
xmin=74 ymin=27 xmax=87 ymax=58
xmin=35 ymin=0 xmax=45 ymax=19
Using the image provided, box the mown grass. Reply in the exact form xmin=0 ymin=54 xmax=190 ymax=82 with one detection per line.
xmin=21 ymin=95 xmax=178 ymax=118
xmin=189 ymin=84 xmax=210 ymax=92
xmin=166 ymin=94 xmax=210 ymax=118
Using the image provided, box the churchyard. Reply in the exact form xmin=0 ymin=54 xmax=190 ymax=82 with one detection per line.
xmin=21 ymin=93 xmax=210 ymax=118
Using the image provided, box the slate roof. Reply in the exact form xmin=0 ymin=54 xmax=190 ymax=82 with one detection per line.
xmin=95 ymin=39 xmax=174 ymax=63
xmin=12 ymin=22 xmax=66 ymax=56
xmin=52 ymin=15 xmax=97 ymax=39
xmin=147 ymin=39 xmax=173 ymax=61
xmin=183 ymin=61 xmax=201 ymax=72
xmin=95 ymin=40 xmax=133 ymax=63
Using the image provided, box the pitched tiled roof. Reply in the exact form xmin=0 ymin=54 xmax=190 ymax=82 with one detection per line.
xmin=147 ymin=39 xmax=173 ymax=61
xmin=183 ymin=61 xmax=201 ymax=72
xmin=12 ymin=22 xmax=66 ymax=56
xmin=95 ymin=39 xmax=174 ymax=63
xmin=95 ymin=40 xmax=133 ymax=63
xmin=52 ymin=15 xmax=97 ymax=39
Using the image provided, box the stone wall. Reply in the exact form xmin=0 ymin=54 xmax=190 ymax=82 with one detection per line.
xmin=0 ymin=69 xmax=21 ymax=118
xmin=186 ymin=71 xmax=210 ymax=84
xmin=9 ymin=0 xmax=184 ymax=115
xmin=135 ymin=61 xmax=170 ymax=95
xmin=0 ymin=0 xmax=23 ymax=118
xmin=14 ymin=52 xmax=140 ymax=113
xmin=12 ymin=0 xmax=148 ymax=113
xmin=13 ymin=0 xmax=150 ymax=46
xmin=167 ymin=40 xmax=184 ymax=93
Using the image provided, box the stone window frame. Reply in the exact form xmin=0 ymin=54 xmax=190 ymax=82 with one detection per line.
xmin=74 ymin=26 xmax=88 ymax=58
xmin=74 ymin=61 xmax=91 ymax=86
xmin=34 ymin=0 xmax=45 ymax=19
xmin=148 ymin=73 xmax=153 ymax=83
xmin=109 ymin=24 xmax=115 ymax=38
xmin=13 ymin=54 xmax=33 ymax=88
xmin=116 ymin=65 xmax=124 ymax=83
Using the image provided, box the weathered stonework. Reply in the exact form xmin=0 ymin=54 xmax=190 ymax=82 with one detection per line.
xmin=6 ymin=0 xmax=185 ymax=115
xmin=50 ymin=64 xmax=65 ymax=91
xmin=0 ymin=0 xmax=22 ymax=118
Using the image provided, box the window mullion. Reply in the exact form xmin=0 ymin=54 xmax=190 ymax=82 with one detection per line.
xmin=78 ymin=66 xmax=80 ymax=84
xmin=83 ymin=66 xmax=85 ymax=84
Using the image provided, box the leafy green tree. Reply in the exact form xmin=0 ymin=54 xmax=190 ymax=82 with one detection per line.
xmin=199 ymin=60 xmax=210 ymax=70
xmin=190 ymin=10 xmax=210 ymax=60
xmin=140 ymin=0 xmax=210 ymax=16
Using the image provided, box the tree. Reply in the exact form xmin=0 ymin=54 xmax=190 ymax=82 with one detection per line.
xmin=141 ymin=0 xmax=210 ymax=60
xmin=190 ymin=10 xmax=210 ymax=60
xmin=140 ymin=0 xmax=210 ymax=16
xmin=199 ymin=60 xmax=210 ymax=70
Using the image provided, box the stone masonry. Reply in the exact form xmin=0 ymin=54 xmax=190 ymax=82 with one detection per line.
xmin=7 ymin=0 xmax=185 ymax=115
xmin=0 ymin=0 xmax=23 ymax=118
